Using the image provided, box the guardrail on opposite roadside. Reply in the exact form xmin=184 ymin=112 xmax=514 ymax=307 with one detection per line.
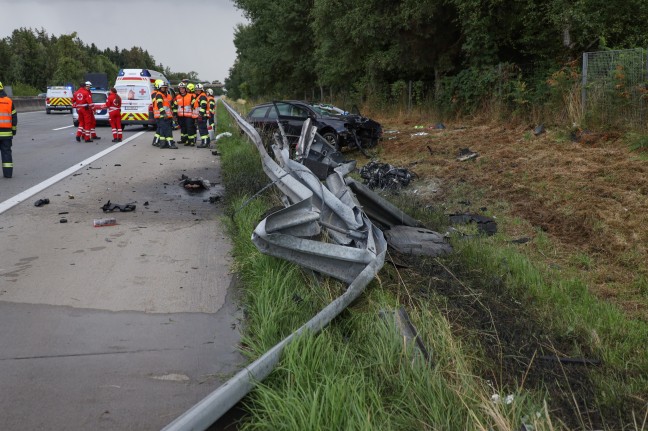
xmin=12 ymin=97 xmax=46 ymax=113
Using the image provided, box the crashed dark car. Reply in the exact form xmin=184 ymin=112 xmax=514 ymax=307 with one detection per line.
xmin=245 ymin=100 xmax=382 ymax=150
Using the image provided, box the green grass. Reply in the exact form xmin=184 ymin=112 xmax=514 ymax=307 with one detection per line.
xmin=217 ymin=101 xmax=647 ymax=430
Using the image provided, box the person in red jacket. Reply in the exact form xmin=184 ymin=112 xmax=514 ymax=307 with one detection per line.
xmin=106 ymin=88 xmax=123 ymax=142
xmin=75 ymin=81 xmax=95 ymax=142
xmin=73 ymin=85 xmax=86 ymax=142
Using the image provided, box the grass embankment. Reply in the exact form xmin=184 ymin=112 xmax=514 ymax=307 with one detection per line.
xmin=214 ymin=103 xmax=647 ymax=430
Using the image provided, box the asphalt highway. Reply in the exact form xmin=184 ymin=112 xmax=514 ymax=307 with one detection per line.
xmin=0 ymin=110 xmax=243 ymax=430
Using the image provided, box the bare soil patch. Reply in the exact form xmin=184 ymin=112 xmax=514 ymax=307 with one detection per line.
xmin=367 ymin=119 xmax=648 ymax=428
xmin=376 ymin=121 xmax=648 ymax=321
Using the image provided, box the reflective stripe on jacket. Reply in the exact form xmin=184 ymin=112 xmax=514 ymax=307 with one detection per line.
xmin=182 ymin=93 xmax=195 ymax=117
xmin=152 ymin=90 xmax=172 ymax=119
xmin=207 ymin=95 xmax=215 ymax=115
xmin=192 ymin=93 xmax=208 ymax=119
xmin=0 ymin=95 xmax=17 ymax=138
xmin=106 ymin=93 xmax=122 ymax=113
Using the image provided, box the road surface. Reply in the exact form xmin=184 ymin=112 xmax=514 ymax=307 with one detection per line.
xmin=0 ymin=111 xmax=244 ymax=430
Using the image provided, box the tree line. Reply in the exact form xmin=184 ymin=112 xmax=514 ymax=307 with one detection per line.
xmin=224 ymin=0 xmax=648 ymax=118
xmin=0 ymin=28 xmax=200 ymax=94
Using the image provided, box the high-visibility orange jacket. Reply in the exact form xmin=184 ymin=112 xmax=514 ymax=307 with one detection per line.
xmin=192 ymin=92 xmax=208 ymax=119
xmin=152 ymin=90 xmax=172 ymax=119
xmin=0 ymin=92 xmax=17 ymax=139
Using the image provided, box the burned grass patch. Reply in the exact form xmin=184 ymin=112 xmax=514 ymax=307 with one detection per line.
xmin=385 ymin=250 xmax=638 ymax=429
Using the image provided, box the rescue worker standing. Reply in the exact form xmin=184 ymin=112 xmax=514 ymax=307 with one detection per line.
xmin=193 ymin=83 xmax=210 ymax=148
xmin=106 ymin=87 xmax=123 ymax=142
xmin=72 ymin=85 xmax=86 ymax=142
xmin=76 ymin=81 xmax=95 ymax=142
xmin=207 ymin=88 xmax=216 ymax=128
xmin=185 ymin=83 xmax=197 ymax=146
xmin=0 ymin=81 xmax=17 ymax=178
xmin=152 ymin=80 xmax=177 ymax=149
xmin=175 ymin=82 xmax=190 ymax=144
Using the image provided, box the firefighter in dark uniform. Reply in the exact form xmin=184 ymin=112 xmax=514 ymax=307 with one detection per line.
xmin=193 ymin=83 xmax=210 ymax=148
xmin=0 ymin=81 xmax=17 ymax=178
xmin=185 ymin=83 xmax=197 ymax=146
xmin=152 ymin=80 xmax=177 ymax=149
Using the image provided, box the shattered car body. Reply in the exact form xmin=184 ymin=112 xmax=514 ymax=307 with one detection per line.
xmin=245 ymin=100 xmax=382 ymax=151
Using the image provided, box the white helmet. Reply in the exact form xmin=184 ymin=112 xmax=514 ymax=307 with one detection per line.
xmin=207 ymin=88 xmax=213 ymax=96
xmin=195 ymin=83 xmax=204 ymax=91
xmin=85 ymin=81 xmax=92 ymax=87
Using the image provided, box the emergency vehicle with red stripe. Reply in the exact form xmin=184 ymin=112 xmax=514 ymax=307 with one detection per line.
xmin=114 ymin=69 xmax=170 ymax=128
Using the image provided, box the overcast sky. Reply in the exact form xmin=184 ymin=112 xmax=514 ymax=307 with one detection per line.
xmin=0 ymin=0 xmax=247 ymax=83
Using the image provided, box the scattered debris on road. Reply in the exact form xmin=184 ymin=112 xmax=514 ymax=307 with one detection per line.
xmin=180 ymin=174 xmax=211 ymax=191
xmin=34 ymin=198 xmax=50 ymax=207
xmin=101 ymin=201 xmax=136 ymax=212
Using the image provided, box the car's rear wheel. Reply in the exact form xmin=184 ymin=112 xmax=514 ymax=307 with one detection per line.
xmin=321 ymin=132 xmax=340 ymax=150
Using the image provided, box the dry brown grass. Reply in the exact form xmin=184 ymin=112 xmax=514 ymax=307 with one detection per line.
xmin=371 ymin=118 xmax=648 ymax=321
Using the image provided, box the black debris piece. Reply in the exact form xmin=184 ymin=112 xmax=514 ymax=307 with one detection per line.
xmin=384 ymin=225 xmax=453 ymax=257
xmin=435 ymin=123 xmax=446 ymax=130
xmin=359 ymin=161 xmax=416 ymax=190
xmin=510 ymin=237 xmax=532 ymax=244
xmin=208 ymin=196 xmax=220 ymax=204
xmin=533 ymin=124 xmax=546 ymax=136
xmin=426 ymin=145 xmax=433 ymax=155
xmin=59 ymin=218 xmax=68 ymax=223
xmin=180 ymin=174 xmax=211 ymax=191
xmin=457 ymin=148 xmax=478 ymax=162
xmin=34 ymin=198 xmax=50 ymax=207
xmin=101 ymin=200 xmax=136 ymax=212
xmin=143 ymin=201 xmax=149 ymax=206
xmin=448 ymin=213 xmax=497 ymax=236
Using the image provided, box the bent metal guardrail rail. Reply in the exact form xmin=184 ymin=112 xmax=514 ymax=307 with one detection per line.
xmin=162 ymin=102 xmax=387 ymax=430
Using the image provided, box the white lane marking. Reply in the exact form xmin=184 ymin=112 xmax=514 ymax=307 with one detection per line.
xmin=53 ymin=125 xmax=75 ymax=131
xmin=0 ymin=131 xmax=145 ymax=214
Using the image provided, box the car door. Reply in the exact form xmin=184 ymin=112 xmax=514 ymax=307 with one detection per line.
xmin=273 ymin=101 xmax=312 ymax=142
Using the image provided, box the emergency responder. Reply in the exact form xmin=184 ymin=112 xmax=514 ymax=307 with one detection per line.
xmin=106 ymin=87 xmax=123 ymax=142
xmin=207 ymin=88 xmax=216 ymax=127
xmin=193 ymin=83 xmax=210 ymax=148
xmin=85 ymin=81 xmax=101 ymax=140
xmin=0 ymin=81 xmax=17 ymax=178
xmin=75 ymin=81 xmax=96 ymax=142
xmin=152 ymin=79 xmax=177 ymax=149
xmin=175 ymin=82 xmax=190 ymax=144
xmin=72 ymin=85 xmax=86 ymax=142
xmin=185 ymin=83 xmax=197 ymax=146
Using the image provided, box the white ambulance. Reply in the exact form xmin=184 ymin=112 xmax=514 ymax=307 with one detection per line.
xmin=45 ymin=85 xmax=74 ymax=114
xmin=113 ymin=69 xmax=170 ymax=128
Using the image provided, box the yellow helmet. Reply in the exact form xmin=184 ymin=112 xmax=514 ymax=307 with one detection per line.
xmin=187 ymin=83 xmax=195 ymax=91
xmin=154 ymin=79 xmax=167 ymax=89
xmin=0 ymin=81 xmax=3 ymax=90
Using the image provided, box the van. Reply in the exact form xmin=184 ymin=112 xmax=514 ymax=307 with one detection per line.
xmin=114 ymin=69 xmax=170 ymax=128
xmin=46 ymin=85 xmax=74 ymax=114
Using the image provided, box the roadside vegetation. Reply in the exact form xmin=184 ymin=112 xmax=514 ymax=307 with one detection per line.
xmin=214 ymin=102 xmax=648 ymax=430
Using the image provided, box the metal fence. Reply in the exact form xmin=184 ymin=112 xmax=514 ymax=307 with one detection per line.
xmin=582 ymin=48 xmax=648 ymax=127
